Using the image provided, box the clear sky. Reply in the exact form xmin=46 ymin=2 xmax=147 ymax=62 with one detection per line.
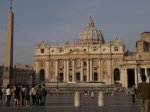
xmin=0 ymin=0 xmax=150 ymax=66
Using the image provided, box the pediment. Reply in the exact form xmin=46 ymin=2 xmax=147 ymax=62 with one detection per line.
xmin=68 ymin=48 xmax=88 ymax=55
xmin=36 ymin=41 xmax=49 ymax=48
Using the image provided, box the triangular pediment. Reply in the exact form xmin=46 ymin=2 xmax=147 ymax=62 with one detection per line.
xmin=36 ymin=41 xmax=49 ymax=48
xmin=68 ymin=48 xmax=88 ymax=55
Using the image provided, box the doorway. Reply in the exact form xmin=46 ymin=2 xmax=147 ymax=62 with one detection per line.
xmin=39 ymin=69 xmax=45 ymax=82
xmin=76 ymin=73 xmax=80 ymax=81
xmin=127 ymin=69 xmax=135 ymax=88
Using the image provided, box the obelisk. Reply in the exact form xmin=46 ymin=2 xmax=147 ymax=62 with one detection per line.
xmin=3 ymin=1 xmax=14 ymax=87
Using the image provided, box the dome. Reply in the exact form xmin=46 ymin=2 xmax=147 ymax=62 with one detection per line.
xmin=77 ymin=17 xmax=104 ymax=45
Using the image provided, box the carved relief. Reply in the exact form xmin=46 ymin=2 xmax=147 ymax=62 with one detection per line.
xmin=75 ymin=59 xmax=81 ymax=68
xmin=93 ymin=59 xmax=98 ymax=67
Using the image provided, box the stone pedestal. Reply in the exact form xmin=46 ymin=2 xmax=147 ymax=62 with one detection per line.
xmin=98 ymin=91 xmax=104 ymax=106
xmin=2 ymin=70 xmax=11 ymax=87
xmin=74 ymin=91 xmax=80 ymax=107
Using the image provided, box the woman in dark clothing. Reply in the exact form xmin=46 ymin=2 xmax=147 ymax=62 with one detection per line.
xmin=14 ymin=85 xmax=20 ymax=107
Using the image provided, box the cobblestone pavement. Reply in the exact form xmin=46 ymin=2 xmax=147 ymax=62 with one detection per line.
xmin=0 ymin=92 xmax=140 ymax=112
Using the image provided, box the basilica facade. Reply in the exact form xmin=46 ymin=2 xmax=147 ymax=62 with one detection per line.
xmin=34 ymin=18 xmax=150 ymax=87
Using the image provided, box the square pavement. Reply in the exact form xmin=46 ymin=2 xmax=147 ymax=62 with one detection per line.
xmin=0 ymin=92 xmax=141 ymax=112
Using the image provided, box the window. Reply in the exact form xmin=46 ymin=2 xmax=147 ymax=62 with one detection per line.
xmin=41 ymin=49 xmax=44 ymax=53
xmin=103 ymin=48 xmax=106 ymax=52
xmin=84 ymin=62 xmax=86 ymax=67
xmin=51 ymin=50 xmax=54 ymax=53
xmin=114 ymin=46 xmax=118 ymax=51
xmin=59 ymin=49 xmax=63 ymax=52
xmin=93 ymin=48 xmax=97 ymax=52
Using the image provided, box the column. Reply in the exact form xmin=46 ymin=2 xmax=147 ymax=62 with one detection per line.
xmin=121 ymin=68 xmax=125 ymax=87
xmin=45 ymin=60 xmax=49 ymax=80
xmin=98 ymin=59 xmax=101 ymax=81
xmin=81 ymin=59 xmax=83 ymax=82
xmin=134 ymin=68 xmax=137 ymax=85
xmin=90 ymin=59 xmax=93 ymax=81
xmin=55 ymin=59 xmax=58 ymax=82
xmin=122 ymin=68 xmax=127 ymax=88
xmin=35 ymin=61 xmax=39 ymax=73
xmin=72 ymin=60 xmax=75 ymax=82
xmin=87 ymin=59 xmax=89 ymax=82
xmin=145 ymin=68 xmax=149 ymax=82
xmin=64 ymin=60 xmax=66 ymax=82
xmin=66 ymin=59 xmax=69 ymax=82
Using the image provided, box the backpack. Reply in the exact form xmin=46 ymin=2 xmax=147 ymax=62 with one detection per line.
xmin=41 ymin=88 xmax=47 ymax=96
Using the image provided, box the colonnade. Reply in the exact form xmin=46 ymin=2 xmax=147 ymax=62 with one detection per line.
xmin=54 ymin=59 xmax=103 ymax=83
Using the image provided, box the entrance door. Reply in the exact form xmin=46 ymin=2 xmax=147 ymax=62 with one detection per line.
xmin=93 ymin=72 xmax=98 ymax=81
xmin=127 ymin=69 xmax=135 ymax=88
xmin=76 ymin=73 xmax=80 ymax=81
xmin=39 ymin=69 xmax=45 ymax=82
xmin=114 ymin=68 xmax=120 ymax=81
xmin=59 ymin=73 xmax=64 ymax=82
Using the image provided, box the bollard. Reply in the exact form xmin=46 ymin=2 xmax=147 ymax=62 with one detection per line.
xmin=98 ymin=91 xmax=104 ymax=106
xmin=74 ymin=91 xmax=80 ymax=107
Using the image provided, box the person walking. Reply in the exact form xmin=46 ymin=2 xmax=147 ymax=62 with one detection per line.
xmin=130 ymin=84 xmax=136 ymax=103
xmin=24 ymin=85 xmax=30 ymax=106
xmin=136 ymin=75 xmax=150 ymax=112
xmin=14 ymin=85 xmax=21 ymax=107
xmin=21 ymin=85 xmax=26 ymax=106
xmin=5 ymin=84 xmax=12 ymax=107
xmin=36 ymin=85 xmax=42 ymax=105
xmin=30 ymin=84 xmax=37 ymax=105
xmin=41 ymin=84 xmax=47 ymax=105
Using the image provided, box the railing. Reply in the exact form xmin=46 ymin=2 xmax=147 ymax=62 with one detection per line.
xmin=45 ymin=86 xmax=123 ymax=96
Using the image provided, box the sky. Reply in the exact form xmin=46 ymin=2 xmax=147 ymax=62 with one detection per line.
xmin=0 ymin=0 xmax=150 ymax=66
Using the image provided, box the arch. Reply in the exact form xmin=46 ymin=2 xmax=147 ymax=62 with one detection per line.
xmin=39 ymin=69 xmax=45 ymax=82
xmin=114 ymin=68 xmax=120 ymax=81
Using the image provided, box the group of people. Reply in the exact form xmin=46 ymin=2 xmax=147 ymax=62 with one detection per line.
xmin=130 ymin=75 xmax=150 ymax=112
xmin=0 ymin=83 xmax=47 ymax=107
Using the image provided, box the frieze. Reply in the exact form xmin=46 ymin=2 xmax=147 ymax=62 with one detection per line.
xmin=141 ymin=54 xmax=150 ymax=60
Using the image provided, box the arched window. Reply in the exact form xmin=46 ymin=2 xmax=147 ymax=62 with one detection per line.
xmin=114 ymin=68 xmax=120 ymax=81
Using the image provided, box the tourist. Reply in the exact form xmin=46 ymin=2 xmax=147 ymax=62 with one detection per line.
xmin=5 ymin=84 xmax=12 ymax=107
xmin=21 ymin=84 xmax=26 ymax=106
xmin=18 ymin=85 xmax=21 ymax=105
xmin=130 ymin=84 xmax=136 ymax=103
xmin=24 ymin=85 xmax=30 ymax=106
xmin=0 ymin=87 xmax=3 ymax=106
xmin=41 ymin=84 xmax=47 ymax=105
xmin=36 ymin=85 xmax=42 ymax=105
xmin=30 ymin=84 xmax=37 ymax=105
xmin=136 ymin=75 xmax=150 ymax=112
xmin=14 ymin=85 xmax=21 ymax=107
xmin=90 ymin=89 xmax=94 ymax=98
